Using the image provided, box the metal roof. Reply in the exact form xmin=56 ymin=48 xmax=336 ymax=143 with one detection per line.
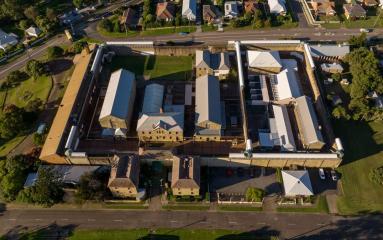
xmin=195 ymin=75 xmax=222 ymax=126
xmin=282 ymin=170 xmax=313 ymax=196
xmin=182 ymin=0 xmax=197 ymax=20
xmin=309 ymin=44 xmax=350 ymax=58
xmin=99 ymin=69 xmax=136 ymax=120
xmin=268 ymin=0 xmax=286 ymax=14
xmin=247 ymin=50 xmax=282 ymax=69
xmin=271 ymin=104 xmax=296 ymax=151
xmin=274 ymin=59 xmax=301 ymax=100
xmin=295 ymin=96 xmax=324 ymax=146
xmin=137 ymin=111 xmax=184 ymax=132
xmin=142 ymin=83 xmax=164 ymax=113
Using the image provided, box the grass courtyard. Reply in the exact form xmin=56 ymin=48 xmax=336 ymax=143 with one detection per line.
xmin=68 ymin=229 xmax=274 ymax=240
xmin=335 ymin=120 xmax=383 ymax=214
xmin=109 ymin=55 xmax=193 ymax=81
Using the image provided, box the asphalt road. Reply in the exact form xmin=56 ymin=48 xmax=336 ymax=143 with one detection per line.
xmin=1 ymin=209 xmax=383 ymax=239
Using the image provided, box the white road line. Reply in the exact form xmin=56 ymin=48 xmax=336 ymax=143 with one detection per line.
xmin=257 ymin=222 xmax=266 ymax=225
xmin=113 ymin=219 xmax=123 ymax=222
xmin=170 ymin=220 xmax=178 ymax=223
xmin=61 ymin=218 xmax=69 ymax=221
xmin=229 ymin=221 xmax=238 ymax=224
xmin=88 ymin=219 xmax=96 ymax=222
xmin=199 ymin=221 xmax=208 ymax=224
xmin=317 ymin=223 xmax=327 ymax=226
xmin=8 ymin=218 xmax=16 ymax=221
xmin=34 ymin=219 xmax=42 ymax=221
xmin=288 ymin=223 xmax=297 ymax=226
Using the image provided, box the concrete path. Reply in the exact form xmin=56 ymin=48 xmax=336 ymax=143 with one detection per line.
xmin=326 ymin=194 xmax=338 ymax=214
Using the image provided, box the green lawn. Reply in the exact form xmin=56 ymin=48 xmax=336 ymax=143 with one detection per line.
xmin=335 ymin=120 xmax=383 ymax=214
xmin=162 ymin=204 xmax=210 ymax=211
xmin=141 ymin=26 xmax=197 ymax=37
xmin=104 ymin=203 xmax=148 ymax=210
xmin=0 ymin=135 xmax=27 ymax=157
xmin=218 ymin=205 xmax=263 ymax=212
xmin=277 ymin=196 xmax=329 ymax=213
xmin=69 ymin=229 xmax=274 ymax=240
xmin=109 ymin=55 xmax=193 ymax=81
xmin=4 ymin=75 xmax=52 ymax=108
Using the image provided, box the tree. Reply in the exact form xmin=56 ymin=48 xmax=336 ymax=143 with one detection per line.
xmin=99 ymin=18 xmax=113 ymax=32
xmin=175 ymin=13 xmax=182 ymax=26
xmin=25 ymin=98 xmax=43 ymax=113
xmin=24 ymin=6 xmax=38 ymax=21
xmin=17 ymin=167 xmax=64 ymax=206
xmin=35 ymin=15 xmax=56 ymax=33
xmin=33 ymin=133 xmax=45 ymax=146
xmin=348 ymin=33 xmax=367 ymax=49
xmin=46 ymin=8 xmax=57 ymax=22
xmin=26 ymin=59 xmax=44 ymax=80
xmin=331 ymin=73 xmax=342 ymax=82
xmin=5 ymin=70 xmax=28 ymax=87
xmin=47 ymin=46 xmax=64 ymax=60
xmin=113 ymin=20 xmax=120 ymax=32
xmin=73 ymin=40 xmax=87 ymax=54
xmin=245 ymin=187 xmax=265 ymax=202
xmin=73 ymin=0 xmax=84 ymax=8
xmin=332 ymin=106 xmax=350 ymax=120
xmin=75 ymin=170 xmax=108 ymax=202
xmin=0 ymin=155 xmax=33 ymax=201
xmin=369 ymin=167 xmax=383 ymax=185
xmin=18 ymin=19 xmax=29 ymax=30
xmin=0 ymin=105 xmax=25 ymax=139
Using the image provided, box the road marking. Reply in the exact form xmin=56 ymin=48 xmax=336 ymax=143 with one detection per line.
xmin=257 ymin=222 xmax=266 ymax=225
xmin=170 ymin=220 xmax=178 ymax=223
xmin=34 ymin=219 xmax=42 ymax=221
xmin=113 ymin=219 xmax=123 ymax=222
xmin=61 ymin=218 xmax=69 ymax=221
xmin=317 ymin=223 xmax=327 ymax=226
xmin=288 ymin=223 xmax=296 ymax=226
xmin=8 ymin=218 xmax=16 ymax=221
xmin=229 ymin=221 xmax=238 ymax=224
xmin=200 ymin=221 xmax=208 ymax=224
xmin=87 ymin=219 xmax=96 ymax=222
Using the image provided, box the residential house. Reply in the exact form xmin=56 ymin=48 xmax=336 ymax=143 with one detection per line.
xmin=195 ymin=50 xmax=231 ymax=80
xmin=244 ymin=0 xmax=258 ymax=14
xmin=268 ymin=0 xmax=287 ymax=15
xmin=311 ymin=0 xmax=336 ymax=16
xmin=25 ymin=26 xmax=42 ymax=38
xmin=195 ymin=75 xmax=222 ymax=141
xmin=247 ymin=50 xmax=282 ymax=73
xmin=120 ymin=8 xmax=140 ymax=30
xmin=99 ymin=69 xmax=136 ymax=132
xmin=108 ymin=155 xmax=140 ymax=199
xmin=363 ymin=0 xmax=378 ymax=7
xmin=380 ymin=0 xmax=383 ymax=8
xmin=156 ymin=2 xmax=176 ymax=21
xmin=294 ymin=96 xmax=325 ymax=150
xmin=0 ymin=29 xmax=18 ymax=51
xmin=224 ymin=1 xmax=240 ymax=19
xmin=343 ymin=4 xmax=366 ymax=19
xmin=182 ymin=0 xmax=197 ymax=21
xmin=171 ymin=156 xmax=200 ymax=196
xmin=58 ymin=10 xmax=83 ymax=25
xmin=202 ymin=5 xmax=222 ymax=23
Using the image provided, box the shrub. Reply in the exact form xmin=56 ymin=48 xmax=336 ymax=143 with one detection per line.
xmin=47 ymin=46 xmax=64 ymax=60
xmin=369 ymin=167 xmax=383 ymax=185
xmin=245 ymin=187 xmax=265 ymax=202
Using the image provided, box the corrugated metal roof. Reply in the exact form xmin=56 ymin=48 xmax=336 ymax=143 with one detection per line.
xmin=274 ymin=59 xmax=301 ymax=100
xmin=142 ymin=83 xmax=164 ymax=113
xmin=99 ymin=69 xmax=136 ymax=120
xmin=195 ymin=75 xmax=222 ymax=126
xmin=271 ymin=104 xmax=296 ymax=151
xmin=310 ymin=44 xmax=350 ymax=58
xmin=295 ymin=96 xmax=324 ymax=146
xmin=247 ymin=50 xmax=282 ymax=69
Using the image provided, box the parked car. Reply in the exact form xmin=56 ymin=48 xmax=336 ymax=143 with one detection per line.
xmin=330 ymin=170 xmax=338 ymax=181
xmin=360 ymin=28 xmax=369 ymax=33
xmin=178 ymin=32 xmax=189 ymax=36
xmin=319 ymin=168 xmax=326 ymax=180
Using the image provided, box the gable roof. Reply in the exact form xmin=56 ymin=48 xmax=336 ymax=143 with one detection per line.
xmin=203 ymin=5 xmax=222 ymax=20
xmin=282 ymin=170 xmax=313 ymax=196
xmin=120 ymin=8 xmax=139 ymax=26
xmin=142 ymin=83 xmax=164 ymax=113
xmin=244 ymin=0 xmax=258 ymax=13
xmin=268 ymin=0 xmax=286 ymax=13
xmin=270 ymin=104 xmax=296 ymax=151
xmin=171 ymin=156 xmax=200 ymax=189
xmin=343 ymin=4 xmax=366 ymax=17
xmin=99 ymin=69 xmax=136 ymax=120
xmin=309 ymin=44 xmax=350 ymax=58
xmin=108 ymin=155 xmax=139 ymax=189
xmin=273 ymin=59 xmax=302 ymax=100
xmin=247 ymin=50 xmax=282 ymax=69
xmin=294 ymin=96 xmax=324 ymax=146
xmin=0 ymin=29 xmax=18 ymax=48
xmin=195 ymin=75 xmax=222 ymax=126
xmin=25 ymin=26 xmax=42 ymax=36
xmin=196 ymin=50 xmax=230 ymax=70
xmin=156 ymin=2 xmax=175 ymax=19
xmin=182 ymin=0 xmax=197 ymax=19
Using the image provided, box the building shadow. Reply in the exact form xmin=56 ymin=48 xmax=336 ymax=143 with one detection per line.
xmin=216 ymin=227 xmax=280 ymax=240
xmin=47 ymin=59 xmax=74 ymax=75
xmin=137 ymin=234 xmax=179 ymax=240
xmin=1 ymin=223 xmax=77 ymax=240
xmin=291 ymin=212 xmax=383 ymax=239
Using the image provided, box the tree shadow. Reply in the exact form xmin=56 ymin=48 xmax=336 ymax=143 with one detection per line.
xmin=1 ymin=223 xmax=77 ymax=240
xmin=47 ymin=59 xmax=74 ymax=75
xmin=291 ymin=212 xmax=383 ymax=239
xmin=137 ymin=234 xmax=180 ymax=240
xmin=216 ymin=227 xmax=280 ymax=240
xmin=332 ymin=119 xmax=383 ymax=166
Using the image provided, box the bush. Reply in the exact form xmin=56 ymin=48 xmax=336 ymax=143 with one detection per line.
xmin=72 ymin=40 xmax=87 ymax=54
xmin=99 ymin=19 xmax=113 ymax=32
xmin=33 ymin=133 xmax=45 ymax=146
xmin=47 ymin=46 xmax=64 ymax=60
xmin=245 ymin=187 xmax=265 ymax=202
xmin=369 ymin=167 xmax=383 ymax=185
xmin=75 ymin=170 xmax=109 ymax=202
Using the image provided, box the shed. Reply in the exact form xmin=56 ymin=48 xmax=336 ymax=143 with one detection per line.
xmin=142 ymin=83 xmax=165 ymax=113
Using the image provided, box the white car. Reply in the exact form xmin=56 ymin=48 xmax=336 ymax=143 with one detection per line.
xmin=360 ymin=28 xmax=369 ymax=33
xmin=319 ymin=168 xmax=326 ymax=180
xmin=331 ymin=170 xmax=338 ymax=181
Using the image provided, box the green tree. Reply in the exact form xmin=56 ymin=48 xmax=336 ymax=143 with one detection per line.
xmin=26 ymin=59 xmax=44 ymax=80
xmin=23 ymin=6 xmax=38 ymax=21
xmin=245 ymin=187 xmax=265 ymax=202
xmin=5 ymin=70 xmax=28 ymax=87
xmin=331 ymin=73 xmax=342 ymax=82
xmin=332 ymin=105 xmax=350 ymax=120
xmin=33 ymin=133 xmax=45 ymax=146
xmin=348 ymin=33 xmax=367 ymax=49
xmin=0 ymin=105 xmax=26 ymax=139
xmin=18 ymin=19 xmax=29 ymax=30
xmin=99 ymin=18 xmax=113 ymax=32
xmin=47 ymin=46 xmax=64 ymax=60
xmin=369 ymin=167 xmax=383 ymax=185
xmin=25 ymin=98 xmax=43 ymax=113
xmin=73 ymin=0 xmax=84 ymax=8
xmin=113 ymin=19 xmax=120 ymax=32
xmin=75 ymin=170 xmax=108 ymax=202
xmin=35 ymin=15 xmax=56 ymax=33
xmin=46 ymin=8 xmax=57 ymax=22
xmin=73 ymin=40 xmax=86 ymax=53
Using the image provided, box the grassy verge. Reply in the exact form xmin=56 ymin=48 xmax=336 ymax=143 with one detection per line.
xmin=218 ymin=205 xmax=263 ymax=212
xmin=335 ymin=120 xmax=383 ymax=214
xmin=141 ymin=26 xmax=197 ymax=36
xmin=69 ymin=229 xmax=275 ymax=240
xmin=201 ymin=24 xmax=217 ymax=32
xmin=277 ymin=196 xmax=329 ymax=213
xmin=108 ymin=55 xmax=193 ymax=81
xmin=104 ymin=203 xmax=148 ymax=210
xmin=0 ymin=135 xmax=27 ymax=157
xmin=162 ymin=204 xmax=210 ymax=211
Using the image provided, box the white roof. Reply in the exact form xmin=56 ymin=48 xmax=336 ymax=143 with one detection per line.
xmin=99 ymin=69 xmax=136 ymax=120
xmin=282 ymin=170 xmax=313 ymax=196
xmin=182 ymin=0 xmax=197 ymax=20
xmin=268 ymin=0 xmax=286 ymax=14
xmin=274 ymin=59 xmax=301 ymax=100
xmin=137 ymin=111 xmax=184 ymax=132
xmin=247 ymin=51 xmax=282 ymax=69
xmin=0 ymin=29 xmax=18 ymax=49
xmin=142 ymin=83 xmax=164 ymax=113
xmin=195 ymin=75 xmax=221 ymax=126
xmin=224 ymin=1 xmax=239 ymax=16
xmin=271 ymin=105 xmax=296 ymax=151
xmin=25 ymin=26 xmax=41 ymax=36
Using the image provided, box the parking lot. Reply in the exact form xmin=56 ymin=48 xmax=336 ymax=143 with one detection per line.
xmin=209 ymin=167 xmax=281 ymax=197
xmin=308 ymin=168 xmax=338 ymax=195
